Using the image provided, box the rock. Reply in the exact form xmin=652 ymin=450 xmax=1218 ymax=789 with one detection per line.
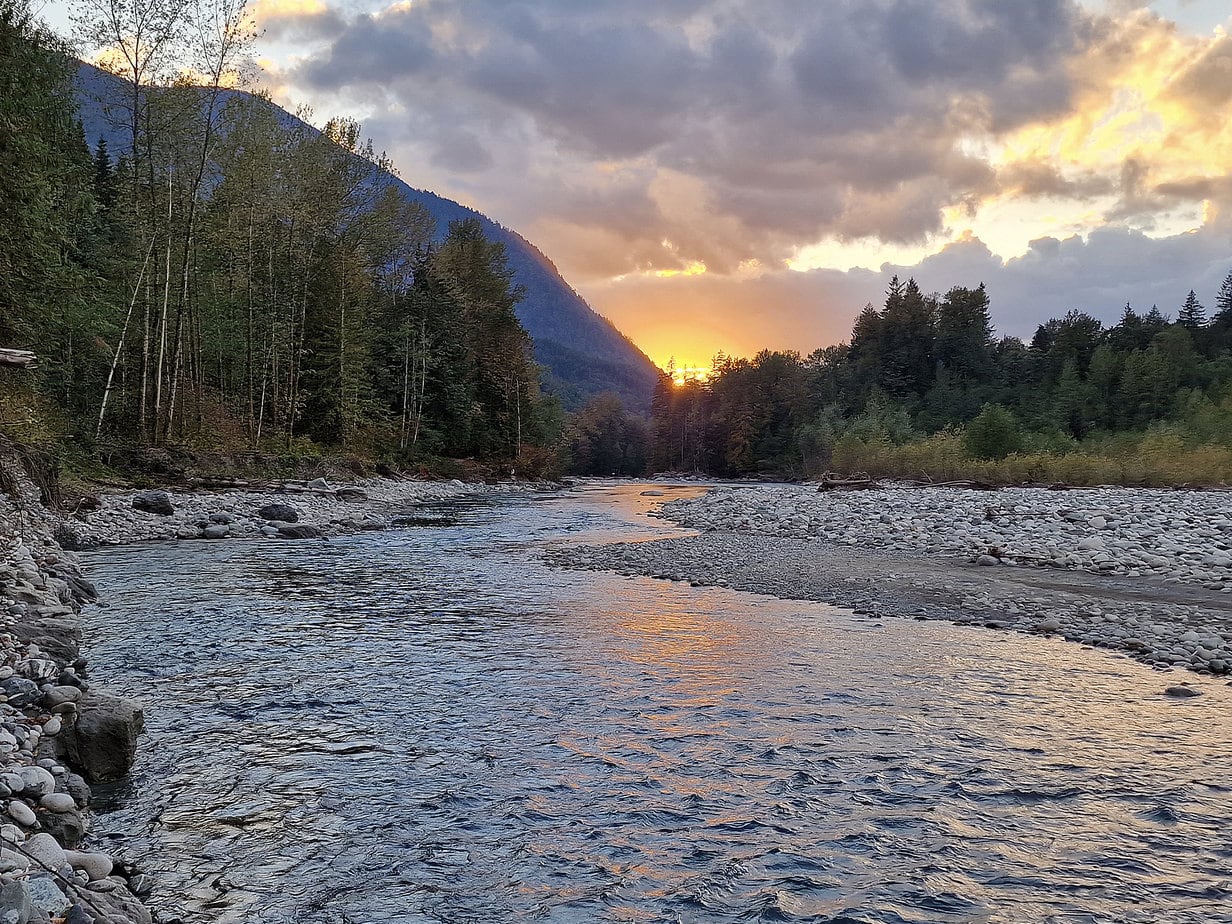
xmin=54 ymin=692 xmax=144 ymax=784
xmin=131 ymin=491 xmax=174 ymax=516
xmin=37 ymin=808 xmax=84 ymax=848
xmin=0 ymin=880 xmax=31 ymax=924
xmin=38 ymin=793 xmax=74 ymax=813
xmin=976 ymin=554 xmax=999 ymax=566
xmin=0 ymin=679 xmax=40 ymax=710
xmin=335 ymin=487 xmax=367 ymax=502
xmin=6 ymin=802 xmax=34 ymax=827
xmin=24 ymin=876 xmax=69 ymax=916
xmin=18 ymin=768 xmax=54 ymax=797
xmin=21 ymin=834 xmax=65 ymax=871
xmin=40 ymin=719 xmax=60 ymax=738
xmin=1077 ymin=537 xmax=1104 ymax=551
xmin=64 ymin=851 xmax=111 ymax=882
xmin=202 ymin=524 xmax=229 ymax=540
xmin=307 ymin=477 xmax=331 ymax=491
xmin=640 ymin=490 xmax=665 ymax=497
xmin=257 ymin=503 xmax=298 ymax=523
xmin=84 ymin=885 xmax=152 ymax=924
xmin=276 ymin=525 xmax=322 ymax=540
xmin=1037 ymin=617 xmax=1061 ymax=632
xmin=1164 ymin=685 xmax=1202 ymax=698
xmin=207 ymin=511 xmax=235 ymax=525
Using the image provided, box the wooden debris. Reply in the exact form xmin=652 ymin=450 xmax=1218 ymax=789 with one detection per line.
xmin=817 ymin=472 xmax=881 ymax=491
xmin=0 ymin=348 xmax=35 ymax=369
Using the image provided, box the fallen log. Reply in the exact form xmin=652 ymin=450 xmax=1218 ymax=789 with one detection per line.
xmin=0 ymin=348 xmax=36 ymax=369
xmin=817 ymin=472 xmax=882 ymax=491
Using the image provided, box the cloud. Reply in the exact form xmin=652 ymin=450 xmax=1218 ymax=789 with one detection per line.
xmin=281 ymin=0 xmax=1091 ymax=276
xmin=256 ymin=0 xmax=1232 ymax=362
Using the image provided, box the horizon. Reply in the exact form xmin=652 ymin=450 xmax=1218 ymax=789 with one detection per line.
xmin=41 ymin=0 xmax=1232 ymax=370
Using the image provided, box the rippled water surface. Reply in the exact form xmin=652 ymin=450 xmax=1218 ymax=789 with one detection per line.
xmin=82 ymin=484 xmax=1232 ymax=923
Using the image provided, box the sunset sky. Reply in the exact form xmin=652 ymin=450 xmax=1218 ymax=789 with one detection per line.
xmin=55 ymin=0 xmax=1232 ymax=369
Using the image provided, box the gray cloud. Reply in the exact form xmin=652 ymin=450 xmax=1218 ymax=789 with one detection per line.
xmin=286 ymin=0 xmax=1092 ymax=273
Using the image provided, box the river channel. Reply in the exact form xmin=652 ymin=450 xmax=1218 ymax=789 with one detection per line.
xmin=80 ymin=483 xmax=1232 ymax=923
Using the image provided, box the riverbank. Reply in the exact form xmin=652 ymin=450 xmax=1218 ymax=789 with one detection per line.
xmin=60 ymin=476 xmax=500 ymax=548
xmin=0 ymin=465 xmax=151 ymax=921
xmin=551 ymin=482 xmax=1232 ymax=683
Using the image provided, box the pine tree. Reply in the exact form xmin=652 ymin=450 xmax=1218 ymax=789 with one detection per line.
xmin=1178 ymin=290 xmax=1206 ymax=329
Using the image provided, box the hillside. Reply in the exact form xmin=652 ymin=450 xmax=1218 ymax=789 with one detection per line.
xmin=73 ymin=63 xmax=659 ymax=412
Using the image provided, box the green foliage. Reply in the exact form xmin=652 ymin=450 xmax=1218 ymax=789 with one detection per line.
xmin=565 ymin=393 xmax=647 ymax=475
xmin=0 ymin=13 xmax=555 ymax=471
xmin=963 ymin=404 xmax=1022 ymax=460
xmin=648 ymin=269 xmax=1232 ymax=484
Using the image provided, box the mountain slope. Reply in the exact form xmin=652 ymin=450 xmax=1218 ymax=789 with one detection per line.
xmin=73 ymin=63 xmax=659 ymax=412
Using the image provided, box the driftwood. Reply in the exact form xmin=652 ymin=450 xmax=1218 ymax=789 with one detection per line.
xmin=818 ymin=472 xmax=882 ymax=491
xmin=0 ymin=349 xmax=35 ymax=369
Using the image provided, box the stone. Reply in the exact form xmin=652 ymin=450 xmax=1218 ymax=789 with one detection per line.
xmin=131 ymin=491 xmax=174 ymax=516
xmin=21 ymin=834 xmax=64 ymax=872
xmin=37 ymin=808 xmax=84 ymax=848
xmin=0 ymin=680 xmax=39 ymax=710
xmin=1164 ymin=685 xmax=1202 ymax=698
xmin=276 ymin=525 xmax=322 ymax=540
xmin=54 ymin=692 xmax=144 ymax=784
xmin=38 ymin=794 xmax=74 ymax=814
xmin=307 ymin=477 xmax=331 ymax=490
xmin=64 ymin=851 xmax=111 ymax=882
xmin=24 ymin=876 xmax=69 ymax=916
xmin=207 ymin=511 xmax=235 ymax=525
xmin=202 ymin=524 xmax=229 ymax=540
xmin=18 ymin=769 xmax=53 ymax=798
xmin=6 ymin=803 xmax=34 ymax=828
xmin=0 ymin=880 xmax=31 ymax=924
xmin=1037 ymin=617 xmax=1061 ymax=632
xmin=39 ymin=719 xmax=59 ymax=738
xmin=257 ymin=503 xmax=298 ymax=523
xmin=335 ymin=487 xmax=367 ymax=502
xmin=976 ymin=554 xmax=999 ymax=566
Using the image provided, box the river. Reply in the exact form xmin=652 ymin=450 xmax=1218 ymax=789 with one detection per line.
xmin=80 ymin=482 xmax=1232 ymax=923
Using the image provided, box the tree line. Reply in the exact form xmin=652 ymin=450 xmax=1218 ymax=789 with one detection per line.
xmin=1 ymin=0 xmax=561 ymax=473
xmin=581 ymin=275 xmax=1232 ymax=480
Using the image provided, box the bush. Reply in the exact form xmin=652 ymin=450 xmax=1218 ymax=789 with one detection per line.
xmin=963 ymin=404 xmax=1023 ymax=460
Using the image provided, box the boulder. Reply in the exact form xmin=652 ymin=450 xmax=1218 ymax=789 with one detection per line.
xmin=202 ymin=524 xmax=229 ymax=540
xmin=55 ymin=692 xmax=144 ymax=783
xmin=131 ymin=491 xmax=174 ymax=516
xmin=276 ymin=525 xmax=322 ymax=540
xmin=335 ymin=487 xmax=368 ymax=502
xmin=257 ymin=503 xmax=298 ymax=523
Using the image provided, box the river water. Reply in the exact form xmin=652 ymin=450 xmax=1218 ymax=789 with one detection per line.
xmin=81 ymin=483 xmax=1232 ymax=923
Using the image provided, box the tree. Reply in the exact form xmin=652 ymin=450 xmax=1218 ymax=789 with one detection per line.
xmin=565 ymin=393 xmax=647 ymax=475
xmin=1178 ymin=290 xmax=1206 ymax=330
xmin=964 ymin=404 xmax=1022 ymax=460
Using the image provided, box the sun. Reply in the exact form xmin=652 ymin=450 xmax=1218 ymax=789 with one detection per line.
xmin=670 ymin=365 xmax=711 ymax=386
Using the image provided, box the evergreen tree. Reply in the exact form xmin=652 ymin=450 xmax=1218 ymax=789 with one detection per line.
xmin=1178 ymin=290 xmax=1206 ymax=329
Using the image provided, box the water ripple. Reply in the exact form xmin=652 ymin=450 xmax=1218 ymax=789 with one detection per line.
xmin=80 ymin=484 xmax=1232 ymax=923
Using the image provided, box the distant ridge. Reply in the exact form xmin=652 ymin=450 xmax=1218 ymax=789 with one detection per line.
xmin=73 ymin=62 xmax=660 ymax=412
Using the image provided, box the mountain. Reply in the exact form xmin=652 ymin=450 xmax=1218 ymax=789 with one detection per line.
xmin=72 ymin=63 xmax=659 ymax=413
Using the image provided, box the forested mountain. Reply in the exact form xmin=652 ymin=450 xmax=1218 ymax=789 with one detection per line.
xmin=0 ymin=0 xmax=592 ymax=473
xmin=73 ymin=62 xmax=658 ymax=414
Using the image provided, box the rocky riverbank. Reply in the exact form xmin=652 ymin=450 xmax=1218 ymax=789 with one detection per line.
xmin=550 ymin=482 xmax=1232 ymax=685
xmin=60 ymin=476 xmax=495 ymax=548
xmin=0 ymin=465 xmax=150 ymax=922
